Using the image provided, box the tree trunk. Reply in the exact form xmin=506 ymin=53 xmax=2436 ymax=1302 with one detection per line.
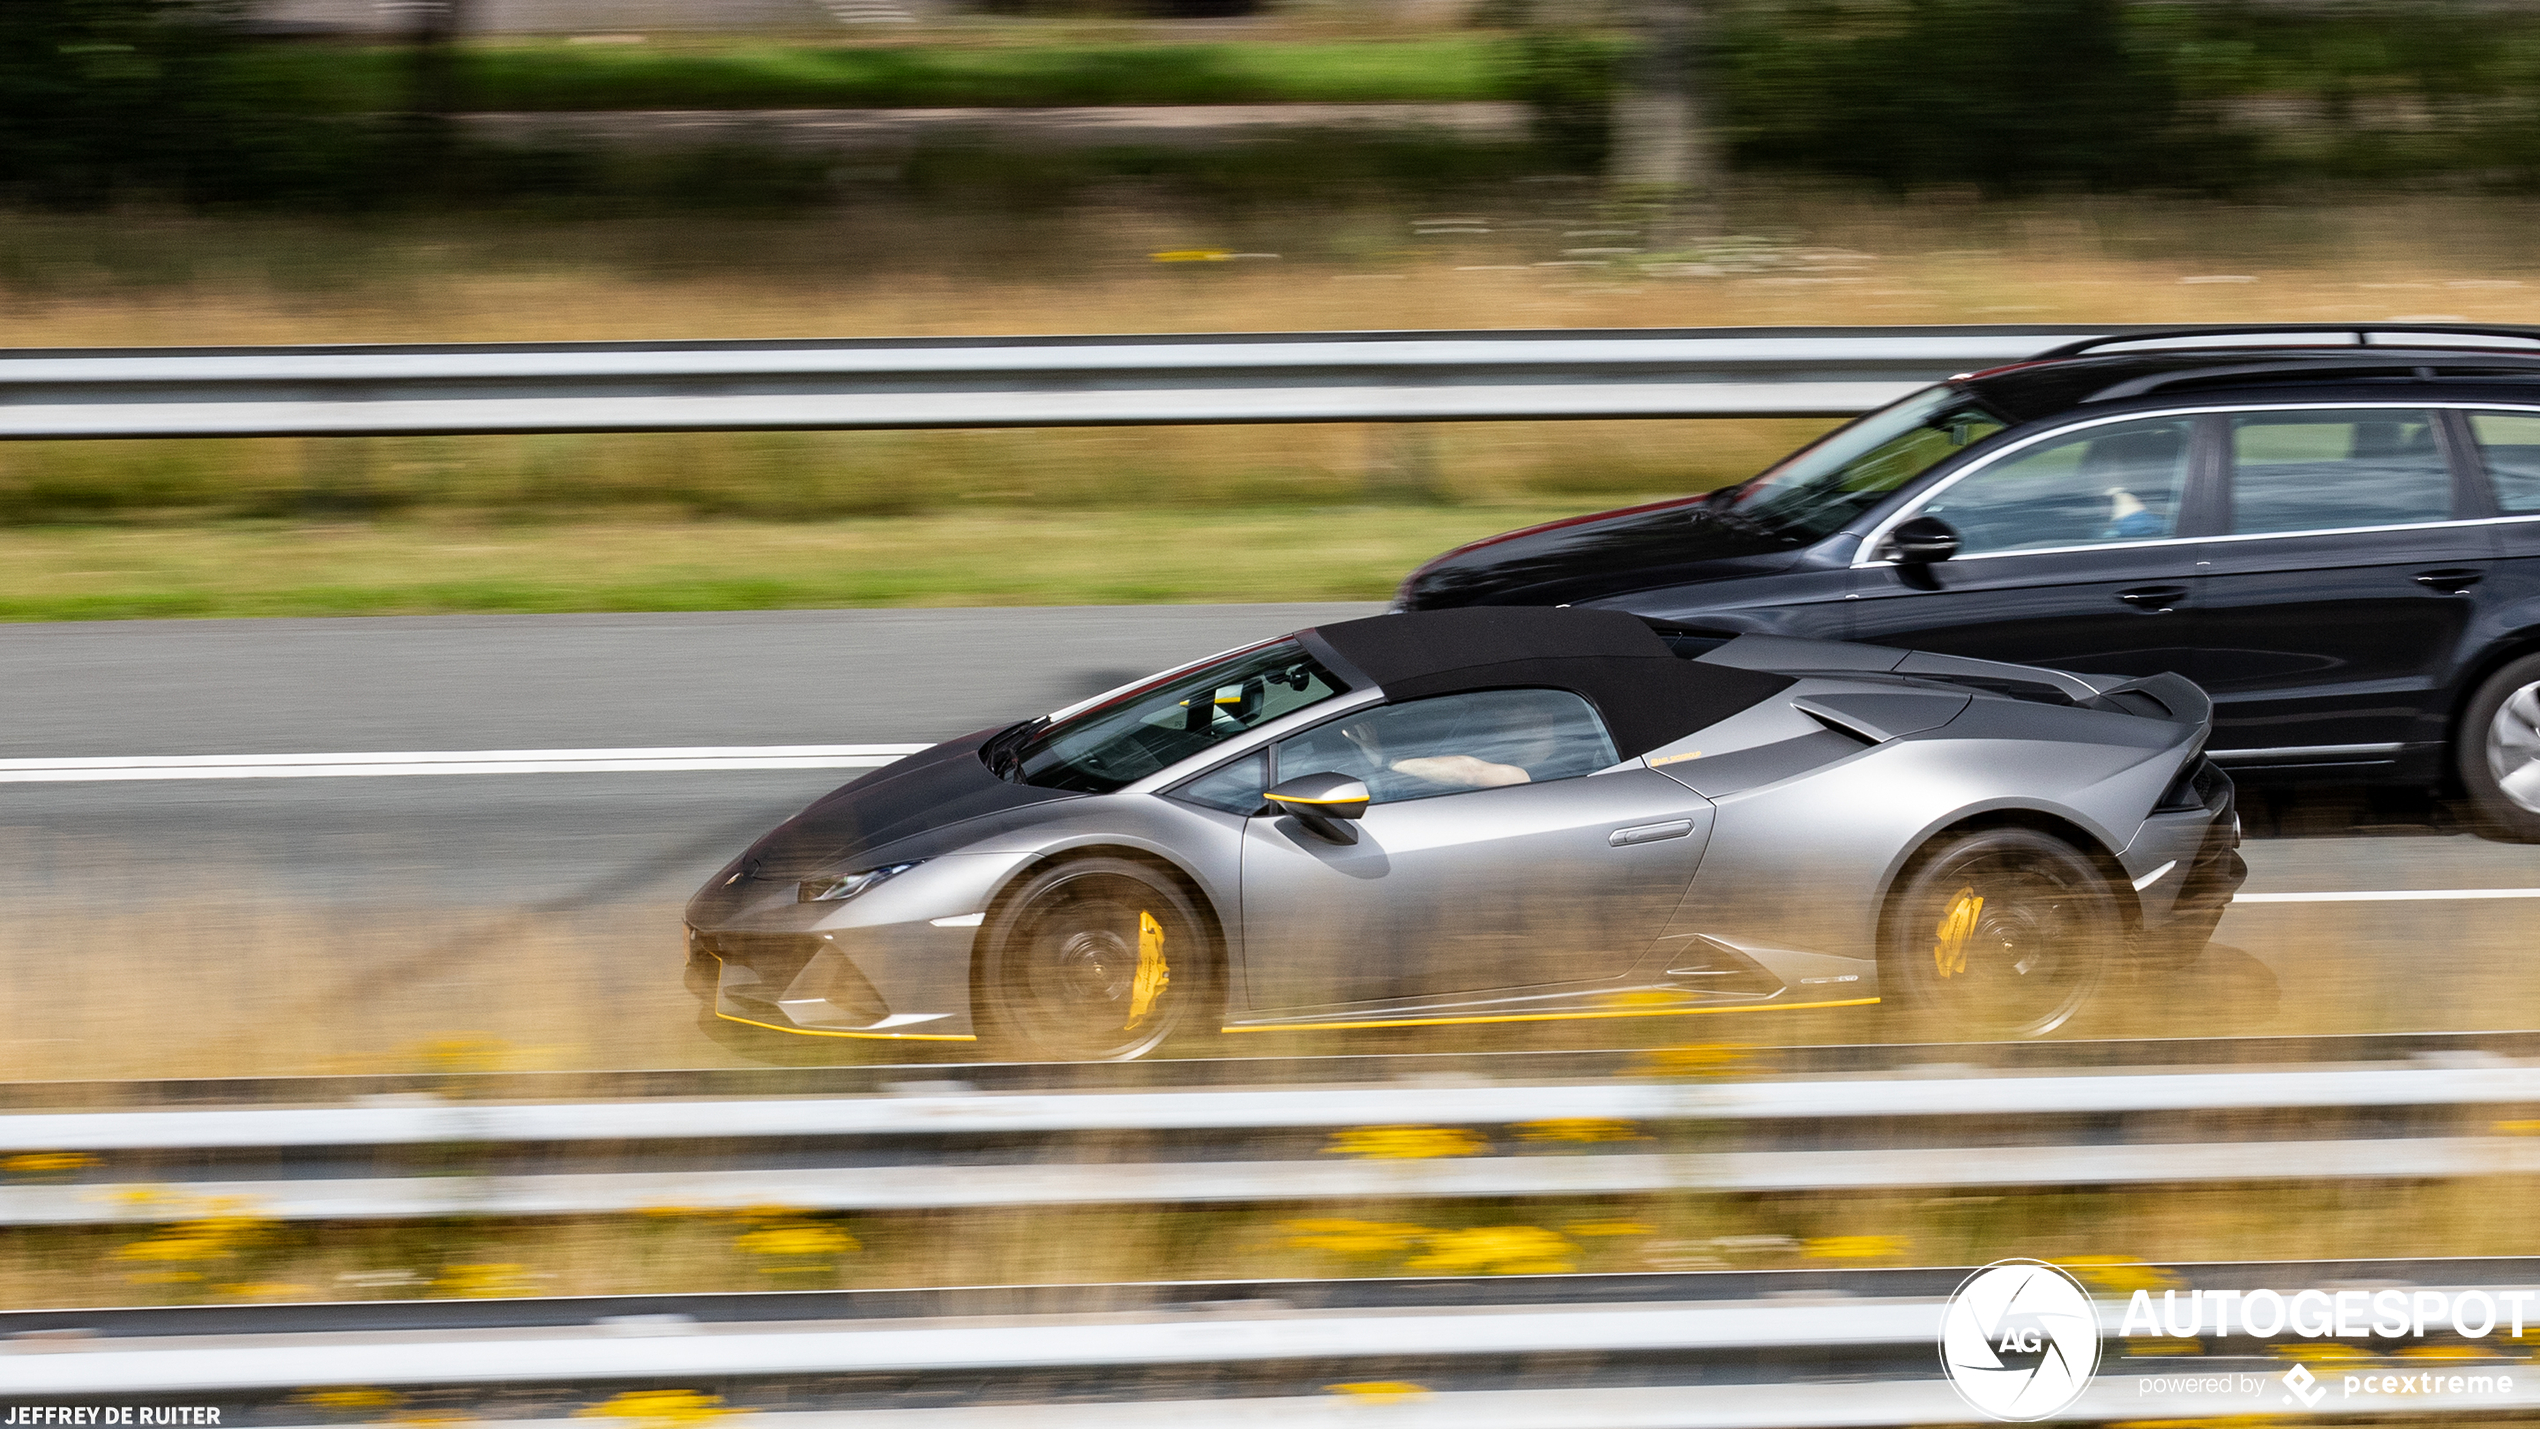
xmin=1607 ymin=0 xmax=1709 ymax=196
xmin=408 ymin=0 xmax=469 ymax=124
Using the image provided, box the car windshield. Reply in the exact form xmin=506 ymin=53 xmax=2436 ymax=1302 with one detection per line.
xmin=1705 ymin=386 xmax=2008 ymax=544
xmin=987 ymin=640 xmax=1348 ymax=794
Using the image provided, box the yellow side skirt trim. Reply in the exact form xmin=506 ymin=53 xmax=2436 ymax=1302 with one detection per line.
xmin=1219 ymin=996 xmax=1879 ymax=1034
xmin=713 ymin=1010 xmax=978 ymax=1042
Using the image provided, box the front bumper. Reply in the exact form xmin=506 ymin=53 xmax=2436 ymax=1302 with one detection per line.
xmin=684 ymin=858 xmax=1010 ymax=1042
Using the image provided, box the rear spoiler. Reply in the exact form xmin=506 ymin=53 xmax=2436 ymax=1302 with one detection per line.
xmin=1694 ymin=634 xmax=2209 ymax=729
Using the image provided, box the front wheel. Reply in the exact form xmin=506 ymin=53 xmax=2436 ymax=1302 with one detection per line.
xmin=975 ymin=858 xmax=1215 ymax=1062
xmin=1882 ymin=827 xmax=2120 ymax=1039
xmin=2458 ymin=653 xmax=2540 ymax=842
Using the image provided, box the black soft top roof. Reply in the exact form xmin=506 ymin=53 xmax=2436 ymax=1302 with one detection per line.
xmin=1303 ymin=607 xmax=1793 ymax=760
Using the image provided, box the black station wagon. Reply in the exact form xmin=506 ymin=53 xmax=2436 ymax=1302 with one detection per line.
xmin=1395 ymin=325 xmax=2540 ymax=839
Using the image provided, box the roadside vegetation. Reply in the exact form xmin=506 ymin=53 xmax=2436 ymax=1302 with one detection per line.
xmin=240 ymin=34 xmax=1519 ymax=113
xmin=6 ymin=195 xmax=2540 ymax=619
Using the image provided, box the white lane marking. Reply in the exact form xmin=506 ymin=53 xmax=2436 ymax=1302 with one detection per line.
xmin=2235 ymin=888 xmax=2540 ymax=903
xmin=0 ymin=745 xmax=929 ymax=783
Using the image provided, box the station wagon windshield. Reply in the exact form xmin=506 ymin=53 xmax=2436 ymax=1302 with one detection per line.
xmin=986 ymin=641 xmax=1347 ymax=793
xmin=1706 ymin=386 xmax=2007 ymax=544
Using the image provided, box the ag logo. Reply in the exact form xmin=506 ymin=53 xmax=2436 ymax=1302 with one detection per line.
xmin=1939 ymin=1259 xmax=2102 ymax=1421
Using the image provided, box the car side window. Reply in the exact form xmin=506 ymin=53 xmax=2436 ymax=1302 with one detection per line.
xmin=1273 ymin=689 xmax=1618 ymax=805
xmin=2468 ymin=411 xmax=2540 ymax=515
xmin=1917 ymin=416 xmax=2192 ymax=555
xmin=2228 ymin=409 xmax=2450 ymax=534
xmin=1168 ymin=751 xmax=1269 ymax=815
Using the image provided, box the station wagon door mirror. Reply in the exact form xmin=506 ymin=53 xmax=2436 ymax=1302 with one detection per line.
xmin=1263 ymin=773 xmax=1369 ymax=844
xmin=1888 ymin=515 xmax=1963 ymax=565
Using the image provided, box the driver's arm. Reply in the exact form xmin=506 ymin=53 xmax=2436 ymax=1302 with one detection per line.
xmin=1388 ymin=753 xmax=1530 ymax=789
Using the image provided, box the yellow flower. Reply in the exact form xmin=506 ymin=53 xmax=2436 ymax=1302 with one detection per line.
xmin=434 ymin=1263 xmax=538 ymax=1298
xmin=575 ymin=1391 xmax=728 ymax=1427
xmin=1325 ymin=1382 xmax=1428 ymax=1404
xmin=735 ymin=1225 xmax=859 ymax=1258
xmin=4 ymin=1152 xmax=97 ymax=1175
xmin=1802 ymin=1235 xmax=1907 ymax=1261
xmin=1563 ymin=1219 xmax=1652 ymax=1237
xmin=1322 ymin=1125 xmax=1485 ymax=1160
xmin=1515 ymin=1118 xmax=1643 ymax=1144
xmin=1638 ymin=1041 xmax=1750 ymax=1079
xmin=1404 ymin=1226 xmax=1575 ymax=1276
xmin=295 ymin=1389 xmax=401 ymax=1412
xmin=215 ymin=1282 xmax=313 ymax=1300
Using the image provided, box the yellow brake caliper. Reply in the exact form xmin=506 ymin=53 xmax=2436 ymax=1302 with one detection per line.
xmin=1933 ymin=887 xmax=1983 ymax=978
xmin=1125 ymin=910 xmax=1171 ymax=1029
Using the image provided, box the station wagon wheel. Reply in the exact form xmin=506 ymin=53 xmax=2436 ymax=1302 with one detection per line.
xmin=976 ymin=858 xmax=1213 ymax=1062
xmin=2459 ymin=653 xmax=2540 ymax=843
xmin=1883 ymin=828 xmax=2119 ymax=1039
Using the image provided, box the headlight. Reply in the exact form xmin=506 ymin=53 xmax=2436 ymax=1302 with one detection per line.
xmin=798 ymin=861 xmax=924 ymax=904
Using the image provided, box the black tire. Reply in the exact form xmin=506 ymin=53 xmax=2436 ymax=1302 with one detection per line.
xmin=975 ymin=857 xmax=1217 ymax=1062
xmin=1882 ymin=827 xmax=2121 ymax=1039
xmin=2457 ymin=652 xmax=2540 ymax=843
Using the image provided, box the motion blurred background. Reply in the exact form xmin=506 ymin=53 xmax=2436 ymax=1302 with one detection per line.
xmin=9 ymin=0 xmax=2540 ymax=618
xmin=6 ymin=0 xmax=2540 ymax=1354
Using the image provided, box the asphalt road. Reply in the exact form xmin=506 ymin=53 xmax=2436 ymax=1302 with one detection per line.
xmin=0 ymin=604 xmax=1373 ymax=903
xmin=4 ymin=603 xmax=2538 ymax=1079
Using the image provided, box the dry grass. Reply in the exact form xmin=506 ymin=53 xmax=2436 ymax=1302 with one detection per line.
xmin=0 ymin=867 xmax=2530 ymax=1080
xmin=15 ymin=196 xmax=2540 ymax=350
xmin=3 ymin=1175 xmax=2536 ymax=1310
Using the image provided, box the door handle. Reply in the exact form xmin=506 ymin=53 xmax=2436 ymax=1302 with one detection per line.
xmin=2413 ymin=567 xmax=2484 ymax=594
xmin=1610 ymin=820 xmax=1695 ymax=847
xmin=2114 ymin=585 xmax=2189 ymax=613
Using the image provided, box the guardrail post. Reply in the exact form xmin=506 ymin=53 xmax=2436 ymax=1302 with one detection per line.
xmin=1366 ymin=425 xmax=1445 ymax=503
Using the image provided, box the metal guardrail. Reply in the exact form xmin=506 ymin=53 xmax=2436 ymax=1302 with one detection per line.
xmin=10 ymin=1026 xmax=2536 ymax=1111
xmin=7 ymin=1260 xmax=2538 ymax=1419
xmin=6 ymin=1058 xmax=2534 ymax=1225
xmin=0 ymin=325 xmax=2138 ymax=438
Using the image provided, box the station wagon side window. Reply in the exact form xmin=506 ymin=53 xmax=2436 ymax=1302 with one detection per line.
xmin=2227 ymin=409 xmax=2451 ymax=534
xmin=1273 ymin=689 xmax=1618 ymax=805
xmin=1918 ymin=416 xmax=2193 ymax=555
xmin=2467 ymin=411 xmax=2540 ymax=515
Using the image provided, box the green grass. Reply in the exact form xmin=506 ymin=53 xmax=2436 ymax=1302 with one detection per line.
xmin=0 ymin=505 xmax=1615 ymax=622
xmin=243 ymin=36 xmax=1516 ymax=114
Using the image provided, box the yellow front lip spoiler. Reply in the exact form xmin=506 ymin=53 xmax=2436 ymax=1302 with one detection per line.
xmin=697 ymin=948 xmax=978 ymax=1041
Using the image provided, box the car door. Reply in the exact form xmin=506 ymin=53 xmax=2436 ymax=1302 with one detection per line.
xmin=2188 ymin=406 xmax=2497 ymax=759
xmin=1847 ymin=412 xmax=2209 ymax=681
xmin=1236 ymin=688 xmax=1712 ymax=1012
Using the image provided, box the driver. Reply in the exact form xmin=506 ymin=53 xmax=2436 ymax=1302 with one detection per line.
xmin=1340 ymin=711 xmax=1563 ymax=793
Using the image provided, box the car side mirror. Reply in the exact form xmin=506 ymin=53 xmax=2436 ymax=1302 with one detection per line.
xmin=1888 ymin=515 xmax=1962 ymax=565
xmin=1263 ymin=773 xmax=1369 ymax=844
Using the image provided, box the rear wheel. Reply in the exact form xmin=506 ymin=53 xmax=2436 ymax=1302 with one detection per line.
xmin=976 ymin=858 xmax=1215 ymax=1062
xmin=1882 ymin=827 xmax=2120 ymax=1039
xmin=2458 ymin=653 xmax=2540 ymax=842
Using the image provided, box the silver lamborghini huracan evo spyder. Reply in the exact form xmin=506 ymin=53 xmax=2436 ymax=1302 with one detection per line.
xmin=684 ymin=607 xmax=2245 ymax=1060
